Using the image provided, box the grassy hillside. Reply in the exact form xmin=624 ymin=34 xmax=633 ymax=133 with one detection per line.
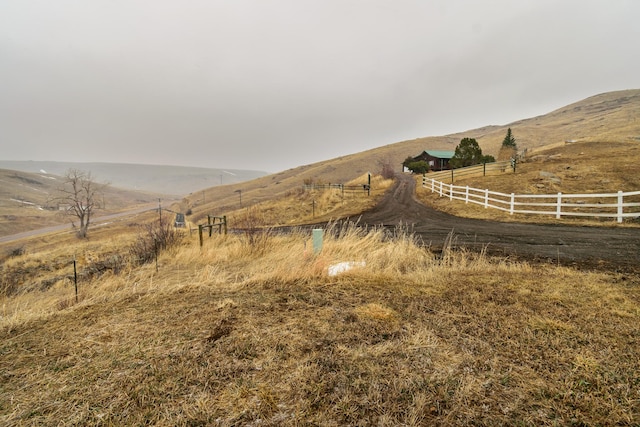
xmin=181 ymin=89 xmax=640 ymax=223
xmin=0 ymin=168 xmax=172 ymax=237
xmin=417 ymin=139 xmax=640 ymax=225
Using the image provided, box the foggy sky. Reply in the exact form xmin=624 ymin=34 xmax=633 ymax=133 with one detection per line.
xmin=1 ymin=1 xmax=639 ymax=173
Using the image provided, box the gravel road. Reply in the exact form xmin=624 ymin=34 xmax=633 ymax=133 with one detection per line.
xmin=357 ymin=174 xmax=640 ymax=272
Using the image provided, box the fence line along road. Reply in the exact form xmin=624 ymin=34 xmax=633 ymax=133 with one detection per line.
xmin=423 ymin=177 xmax=640 ymax=223
xmin=427 ymin=160 xmax=513 ymax=183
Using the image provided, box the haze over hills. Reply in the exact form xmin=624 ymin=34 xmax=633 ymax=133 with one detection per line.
xmin=2 ymin=89 xmax=638 ymax=223
xmin=179 ymin=89 xmax=640 ymax=217
xmin=0 ymin=161 xmax=268 ymax=196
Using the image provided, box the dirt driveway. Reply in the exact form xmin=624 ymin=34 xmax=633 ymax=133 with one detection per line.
xmin=357 ymin=174 xmax=640 ymax=272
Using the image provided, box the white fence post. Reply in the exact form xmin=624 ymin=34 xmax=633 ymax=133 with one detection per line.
xmin=465 ymin=186 xmax=469 ymax=204
xmin=431 ymin=178 xmax=435 ymax=193
xmin=484 ymin=189 xmax=489 ymax=208
xmin=618 ymin=191 xmax=623 ymax=223
xmin=556 ymin=193 xmax=562 ymax=219
xmin=510 ymin=193 xmax=514 ymax=215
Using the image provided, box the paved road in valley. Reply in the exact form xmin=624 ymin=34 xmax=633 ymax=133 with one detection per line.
xmin=0 ymin=206 xmax=157 ymax=244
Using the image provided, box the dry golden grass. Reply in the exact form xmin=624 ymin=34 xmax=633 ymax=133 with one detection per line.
xmin=1 ymin=220 xmax=639 ymax=425
xmin=417 ymin=139 xmax=640 ymax=226
xmin=202 ymin=173 xmax=393 ymax=228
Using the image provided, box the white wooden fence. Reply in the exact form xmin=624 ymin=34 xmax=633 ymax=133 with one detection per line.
xmin=422 ymin=177 xmax=640 ymax=223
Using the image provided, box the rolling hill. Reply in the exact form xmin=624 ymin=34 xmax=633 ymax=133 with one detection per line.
xmin=0 ymin=161 xmax=268 ymax=196
xmin=179 ymin=89 xmax=640 ymax=220
xmin=0 ymin=168 xmax=175 ymax=237
xmin=2 ymin=89 xmax=638 ymax=234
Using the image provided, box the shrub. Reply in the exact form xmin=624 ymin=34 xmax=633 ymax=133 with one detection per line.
xmin=129 ymin=219 xmax=183 ymax=265
xmin=378 ymin=158 xmax=396 ymax=180
xmin=406 ymin=160 xmax=429 ymax=174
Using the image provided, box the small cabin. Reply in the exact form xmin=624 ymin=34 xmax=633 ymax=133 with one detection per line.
xmin=409 ymin=150 xmax=455 ymax=171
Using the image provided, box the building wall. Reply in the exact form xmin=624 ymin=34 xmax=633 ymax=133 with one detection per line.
xmin=413 ymin=153 xmax=451 ymax=171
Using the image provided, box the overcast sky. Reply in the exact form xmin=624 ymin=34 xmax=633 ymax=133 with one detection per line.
xmin=1 ymin=1 xmax=638 ymax=173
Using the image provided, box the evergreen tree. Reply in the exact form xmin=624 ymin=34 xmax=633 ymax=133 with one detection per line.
xmin=450 ymin=138 xmax=484 ymax=168
xmin=502 ymin=128 xmax=517 ymax=148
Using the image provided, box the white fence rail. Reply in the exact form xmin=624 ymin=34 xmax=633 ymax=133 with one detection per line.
xmin=422 ymin=177 xmax=640 ymax=223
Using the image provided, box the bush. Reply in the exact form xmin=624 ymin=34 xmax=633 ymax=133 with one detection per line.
xmin=7 ymin=246 xmax=25 ymax=258
xmin=129 ymin=219 xmax=183 ymax=265
xmin=378 ymin=158 xmax=396 ymax=180
xmin=233 ymin=206 xmax=272 ymax=254
xmin=406 ymin=161 xmax=429 ymax=174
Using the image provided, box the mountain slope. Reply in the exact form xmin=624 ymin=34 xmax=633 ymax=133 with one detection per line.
xmin=181 ymin=89 xmax=640 ymax=218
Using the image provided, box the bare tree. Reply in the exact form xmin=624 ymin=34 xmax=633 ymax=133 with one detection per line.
xmin=56 ymin=169 xmax=103 ymax=238
xmin=377 ymin=157 xmax=397 ymax=180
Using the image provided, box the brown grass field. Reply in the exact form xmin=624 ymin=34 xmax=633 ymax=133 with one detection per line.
xmin=1 ymin=90 xmax=640 ymax=425
xmin=2 ymin=223 xmax=639 ymax=425
xmin=417 ymin=139 xmax=640 ymax=226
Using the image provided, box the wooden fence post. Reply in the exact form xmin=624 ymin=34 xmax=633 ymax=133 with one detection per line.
xmin=198 ymin=224 xmax=204 ymax=247
xmin=223 ymin=216 xmax=227 ymax=234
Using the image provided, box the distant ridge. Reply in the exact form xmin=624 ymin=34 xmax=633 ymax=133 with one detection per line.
xmin=0 ymin=161 xmax=268 ymax=196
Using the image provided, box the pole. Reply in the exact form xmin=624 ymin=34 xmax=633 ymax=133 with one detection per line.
xmin=73 ymin=257 xmax=78 ymax=303
xmin=158 ymin=198 xmax=162 ymax=224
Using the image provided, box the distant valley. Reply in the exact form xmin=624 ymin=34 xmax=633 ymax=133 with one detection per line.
xmin=0 ymin=161 xmax=268 ymax=196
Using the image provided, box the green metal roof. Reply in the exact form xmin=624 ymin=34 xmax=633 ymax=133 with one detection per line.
xmin=424 ymin=150 xmax=455 ymax=159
